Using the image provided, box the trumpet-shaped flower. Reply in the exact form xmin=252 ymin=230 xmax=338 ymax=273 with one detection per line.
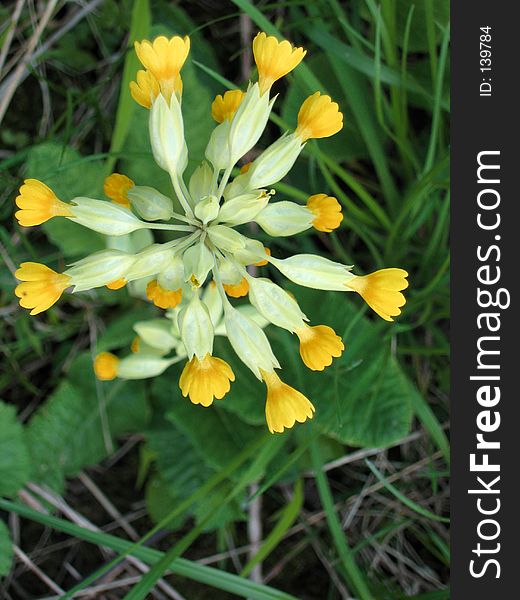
xmin=104 ymin=173 xmax=135 ymax=207
xmin=346 ymin=269 xmax=409 ymax=321
xmin=262 ymin=369 xmax=315 ymax=433
xmin=146 ymin=280 xmax=182 ymax=309
xmin=211 ymin=90 xmax=245 ymax=123
xmin=15 ymin=179 xmax=72 ymax=226
xmin=13 ymin=31 xmax=408 ymax=435
xmin=296 ymin=92 xmax=343 ymax=141
xmin=307 ymin=194 xmax=343 ymax=232
xmin=15 ymin=262 xmax=71 ymax=315
xmin=253 ymin=32 xmax=306 ymax=94
xmin=179 ymin=354 xmax=235 ymax=406
xmin=296 ymin=325 xmax=344 ymax=371
xmin=94 ymin=352 xmax=120 ymax=381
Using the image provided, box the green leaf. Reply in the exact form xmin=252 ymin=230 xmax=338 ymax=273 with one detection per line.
xmin=0 ymin=519 xmax=13 ymax=577
xmin=145 ymin=410 xmax=244 ymax=530
xmin=0 ymin=402 xmax=31 ymax=497
xmin=25 ymin=353 xmax=150 ymax=491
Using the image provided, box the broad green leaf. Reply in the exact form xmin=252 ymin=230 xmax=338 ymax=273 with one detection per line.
xmin=0 ymin=402 xmax=31 ymax=497
xmin=144 ymin=410 xmax=245 ymax=530
xmin=25 ymin=353 xmax=150 ymax=492
xmin=0 ymin=519 xmax=13 ymax=577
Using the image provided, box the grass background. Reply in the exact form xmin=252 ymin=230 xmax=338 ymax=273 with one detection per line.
xmin=0 ymin=0 xmax=449 ymax=598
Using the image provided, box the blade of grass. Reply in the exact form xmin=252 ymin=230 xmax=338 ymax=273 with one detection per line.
xmin=61 ymin=433 xmax=268 ymax=598
xmin=105 ymin=0 xmax=151 ymax=175
xmin=241 ymin=479 xmax=303 ymax=578
xmin=365 ymin=460 xmax=450 ymax=523
xmin=0 ymin=498 xmax=295 ymax=600
xmin=310 ymin=439 xmax=374 ymax=600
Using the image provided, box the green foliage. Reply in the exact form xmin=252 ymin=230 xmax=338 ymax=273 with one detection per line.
xmin=0 ymin=402 xmax=31 ymax=496
xmin=0 ymin=519 xmax=13 ymax=578
xmin=24 ymin=354 xmax=150 ymax=492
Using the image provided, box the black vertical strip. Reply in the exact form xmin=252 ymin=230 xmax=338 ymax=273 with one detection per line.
xmin=452 ymin=2 xmax=518 ymax=597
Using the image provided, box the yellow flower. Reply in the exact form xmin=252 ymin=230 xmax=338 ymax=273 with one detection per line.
xmin=129 ymin=69 xmax=161 ymax=109
xmin=15 ymin=262 xmax=70 ymax=315
xmin=15 ymin=179 xmax=72 ymax=227
xmin=211 ymin=90 xmax=245 ymax=123
xmin=253 ymin=32 xmax=306 ymax=94
xmin=131 ymin=336 xmax=140 ymax=353
xmin=94 ymin=352 xmax=120 ymax=381
xmin=296 ymin=325 xmax=344 ymax=371
xmin=146 ymin=279 xmax=182 ymax=309
xmin=307 ymin=194 xmax=343 ymax=232
xmin=262 ymin=369 xmax=315 ymax=433
xmin=180 ymin=354 xmax=235 ymax=407
xmin=134 ymin=35 xmax=189 ymax=102
xmin=223 ymin=277 xmax=249 ymax=298
xmin=346 ymin=268 xmax=409 ymax=321
xmin=103 ymin=173 xmax=135 ymax=208
xmin=296 ymin=92 xmax=343 ymax=141
xmin=106 ymin=278 xmax=127 ymax=290
xmin=255 ymin=246 xmax=271 ymax=267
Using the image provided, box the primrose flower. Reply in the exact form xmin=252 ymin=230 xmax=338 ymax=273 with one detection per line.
xmin=13 ymin=32 xmax=409 ymax=434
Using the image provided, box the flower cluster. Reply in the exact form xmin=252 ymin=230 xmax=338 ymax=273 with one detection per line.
xmin=14 ymin=32 xmax=408 ymax=433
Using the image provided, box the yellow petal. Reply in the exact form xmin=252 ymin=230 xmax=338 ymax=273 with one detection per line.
xmin=296 ymin=324 xmax=344 ymax=371
xmin=223 ymin=277 xmax=249 ymax=298
xmin=211 ymin=89 xmax=245 ymax=123
xmin=179 ymin=354 xmax=235 ymax=407
xmin=104 ymin=173 xmax=134 ymax=207
xmin=94 ymin=352 xmax=120 ymax=381
xmin=261 ymin=370 xmax=315 ymax=433
xmin=146 ymin=279 xmax=182 ymax=309
xmin=15 ymin=179 xmax=72 ymax=226
xmin=306 ymin=194 xmax=343 ymax=232
xmin=14 ymin=262 xmax=70 ymax=315
xmin=253 ymin=32 xmax=306 ymax=94
xmin=346 ymin=268 xmax=409 ymax=321
xmin=296 ymin=92 xmax=343 ymax=141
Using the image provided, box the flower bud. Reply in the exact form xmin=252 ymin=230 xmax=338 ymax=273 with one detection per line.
xmin=207 ymin=225 xmax=246 ymax=252
xmin=244 ymin=133 xmax=304 ymax=189
xmin=133 ymin=318 xmax=178 ymax=351
xmin=65 ymin=250 xmax=136 ymax=292
xmin=218 ymin=191 xmax=269 ymax=226
xmin=246 ymin=276 xmax=307 ymax=332
xmin=217 ymin=258 xmax=242 ymax=285
xmin=227 ymin=83 xmax=274 ymax=165
xmin=157 ymin=255 xmax=184 ymax=290
xmin=224 ymin=305 xmax=279 ymax=379
xmin=255 ymin=201 xmax=313 ymax=237
xmin=194 ymin=194 xmax=219 ymax=224
xmin=125 ymin=244 xmax=174 ymax=281
xmin=233 ymin=238 xmax=267 ymax=265
xmin=205 ymin=120 xmax=232 ymax=170
xmin=117 ymin=354 xmax=175 ymax=379
xmin=127 ymin=186 xmax=174 ymax=221
xmin=189 ymin=161 xmax=214 ymax=203
xmin=149 ymin=93 xmax=188 ymax=174
xmin=183 ymin=241 xmax=213 ymax=288
xmin=178 ymin=294 xmax=214 ymax=359
xmin=270 ymin=254 xmax=354 ymax=291
xmin=202 ymin=281 xmax=223 ymax=327
xmin=69 ymin=197 xmax=147 ymax=236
